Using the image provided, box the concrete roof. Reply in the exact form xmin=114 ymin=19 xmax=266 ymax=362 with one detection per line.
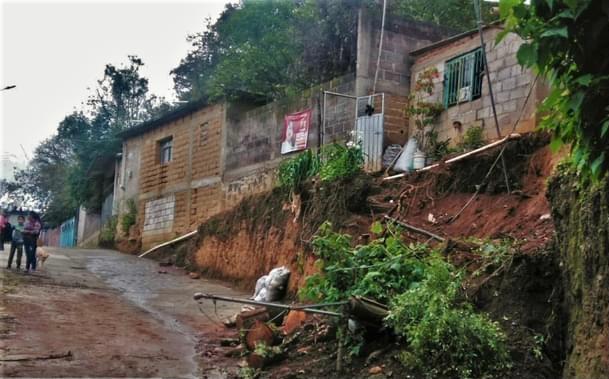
xmin=409 ymin=22 xmax=503 ymax=57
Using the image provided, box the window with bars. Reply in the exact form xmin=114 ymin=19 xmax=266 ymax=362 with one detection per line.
xmin=443 ymin=48 xmax=484 ymax=108
xmin=159 ymin=137 xmax=173 ymax=164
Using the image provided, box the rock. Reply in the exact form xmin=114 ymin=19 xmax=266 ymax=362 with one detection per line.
xmin=236 ymin=307 xmax=269 ymax=330
xmin=282 ymin=310 xmax=307 ymax=335
xmin=369 ymin=366 xmax=383 ymax=374
xmin=220 ymin=338 xmax=239 ymax=347
xmin=159 ymin=260 xmax=172 ymax=267
xmin=157 ymin=270 xmax=168 ymax=274
xmin=245 ymin=320 xmax=275 ymax=350
xmin=189 ymin=272 xmax=200 ymax=279
xmin=246 ymin=353 xmax=266 ymax=369
xmin=540 ymin=213 xmax=552 ymax=221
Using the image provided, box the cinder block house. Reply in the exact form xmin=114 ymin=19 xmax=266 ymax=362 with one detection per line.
xmin=113 ymin=10 xmax=454 ymax=250
xmin=407 ymin=24 xmax=546 ymax=144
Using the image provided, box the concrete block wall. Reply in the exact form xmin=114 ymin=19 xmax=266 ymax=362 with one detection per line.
xmin=409 ymin=28 xmax=543 ymax=145
xmin=142 ymin=195 xmax=175 ymax=233
xmin=225 ymin=74 xmax=356 ymax=175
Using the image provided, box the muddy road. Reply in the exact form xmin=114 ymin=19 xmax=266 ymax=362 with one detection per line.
xmin=0 ymin=246 xmax=246 ymax=378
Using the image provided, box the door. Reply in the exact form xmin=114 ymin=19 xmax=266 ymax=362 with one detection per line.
xmin=355 ymin=113 xmax=384 ymax=172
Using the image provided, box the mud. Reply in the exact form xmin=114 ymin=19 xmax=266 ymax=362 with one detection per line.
xmin=0 ymin=247 xmax=246 ymax=378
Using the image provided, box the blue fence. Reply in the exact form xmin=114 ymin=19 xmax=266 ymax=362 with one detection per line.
xmin=59 ymin=217 xmax=77 ymax=248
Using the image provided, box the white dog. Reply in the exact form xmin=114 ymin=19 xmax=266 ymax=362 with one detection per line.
xmin=36 ymin=247 xmax=50 ymax=267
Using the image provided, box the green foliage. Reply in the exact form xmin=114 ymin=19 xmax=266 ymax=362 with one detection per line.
xmin=120 ymin=198 xmax=137 ymax=235
xmin=459 ymin=125 xmax=486 ymax=151
xmin=300 ymin=223 xmax=511 ymax=377
xmin=172 ymin=0 xmax=360 ymax=102
xmin=386 ymin=261 xmax=511 ymax=378
xmin=499 ymin=0 xmax=609 ymax=179
xmin=299 ymin=221 xmax=436 ymax=304
xmin=391 ymin=0 xmax=498 ymax=33
xmin=319 ymin=143 xmax=364 ymax=183
xmin=425 ymin=130 xmax=453 ymax=161
xmin=277 ymin=149 xmax=321 ymax=193
xmin=99 ymin=216 xmax=118 ymax=246
xmin=406 ymin=67 xmax=444 ymax=152
xmin=277 ymin=144 xmax=363 ymax=194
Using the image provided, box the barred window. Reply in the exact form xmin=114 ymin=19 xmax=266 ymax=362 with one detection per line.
xmin=443 ymin=48 xmax=484 ymax=107
xmin=159 ymin=137 xmax=173 ymax=164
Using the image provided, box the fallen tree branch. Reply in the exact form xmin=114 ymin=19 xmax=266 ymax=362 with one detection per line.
xmin=383 ymin=133 xmax=522 ymax=181
xmin=0 ymin=351 xmax=72 ymax=362
xmin=384 ymin=215 xmax=445 ymax=242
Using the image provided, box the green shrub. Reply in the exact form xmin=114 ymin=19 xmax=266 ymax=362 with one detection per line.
xmin=120 ymin=198 xmax=137 ymax=235
xmin=386 ymin=260 xmax=511 ymax=379
xmin=460 ymin=125 xmax=486 ymax=151
xmin=319 ymin=143 xmax=364 ymax=182
xmin=99 ymin=215 xmax=118 ymax=246
xmin=277 ymin=143 xmax=364 ymax=194
xmin=277 ymin=149 xmax=320 ymax=193
xmin=299 ymin=221 xmax=430 ymax=304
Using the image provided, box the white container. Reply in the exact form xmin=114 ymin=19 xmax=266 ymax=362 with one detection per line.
xmin=413 ymin=150 xmax=426 ymax=170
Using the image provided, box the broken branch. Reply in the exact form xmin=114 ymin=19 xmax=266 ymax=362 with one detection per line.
xmin=384 ymin=215 xmax=445 ymax=242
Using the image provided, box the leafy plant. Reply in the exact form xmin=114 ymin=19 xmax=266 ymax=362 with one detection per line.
xmin=277 ymin=143 xmax=364 ymax=194
xmin=459 ymin=125 xmax=486 ymax=151
xmin=299 ymin=221 xmax=430 ymax=304
xmin=406 ymin=67 xmax=444 ymax=152
xmin=499 ymin=0 xmax=609 ymax=179
xmin=425 ymin=130 xmax=453 ymax=161
xmin=99 ymin=215 xmax=118 ymax=246
xmin=319 ymin=143 xmax=364 ymax=183
xmin=386 ymin=260 xmax=511 ymax=378
xmin=277 ymin=149 xmax=320 ymax=193
xmin=120 ymin=198 xmax=137 ymax=235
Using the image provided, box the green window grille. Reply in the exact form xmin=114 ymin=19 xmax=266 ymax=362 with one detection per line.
xmin=443 ymin=48 xmax=484 ymax=108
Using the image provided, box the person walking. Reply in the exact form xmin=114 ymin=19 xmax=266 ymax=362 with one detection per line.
xmin=23 ymin=212 xmax=41 ymax=273
xmin=7 ymin=215 xmax=25 ymax=269
xmin=0 ymin=210 xmax=7 ymax=251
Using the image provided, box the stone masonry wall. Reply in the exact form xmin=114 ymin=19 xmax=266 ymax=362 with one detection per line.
xmin=409 ymin=27 xmax=543 ymax=145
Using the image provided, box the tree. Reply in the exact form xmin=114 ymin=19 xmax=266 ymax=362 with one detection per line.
xmin=170 ymin=0 xmax=360 ymax=103
xmin=391 ymin=0 xmax=497 ymax=33
xmin=500 ymin=0 xmax=609 ymax=179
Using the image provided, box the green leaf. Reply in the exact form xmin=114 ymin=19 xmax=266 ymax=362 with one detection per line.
xmin=549 ymin=137 xmax=563 ymax=152
xmin=370 ymin=221 xmax=383 ymax=235
xmin=602 ymin=120 xmax=609 ymax=138
xmin=590 ymin=152 xmax=605 ymax=177
xmin=540 ymin=27 xmax=568 ymax=39
xmin=516 ymin=43 xmax=538 ymax=67
xmin=499 ymin=0 xmax=521 ymax=17
xmin=574 ymin=74 xmax=593 ymax=86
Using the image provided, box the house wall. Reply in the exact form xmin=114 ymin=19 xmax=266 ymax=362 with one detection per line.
xmin=135 ymin=104 xmax=226 ymax=248
xmin=356 ymin=10 xmax=453 ymax=145
xmin=409 ymin=28 xmax=543 ymax=145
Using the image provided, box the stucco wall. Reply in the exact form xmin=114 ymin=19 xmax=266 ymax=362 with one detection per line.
xmin=409 ymin=28 xmax=543 ymax=145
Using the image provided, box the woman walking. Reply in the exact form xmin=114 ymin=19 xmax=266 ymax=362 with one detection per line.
xmin=23 ymin=212 xmax=41 ymax=273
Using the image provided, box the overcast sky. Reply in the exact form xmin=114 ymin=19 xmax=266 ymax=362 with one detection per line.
xmin=1 ymin=0 xmax=226 ymax=163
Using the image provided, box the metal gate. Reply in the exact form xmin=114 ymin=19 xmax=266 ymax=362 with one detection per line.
xmin=59 ymin=217 xmax=76 ymax=248
xmin=354 ymin=94 xmax=384 ymax=172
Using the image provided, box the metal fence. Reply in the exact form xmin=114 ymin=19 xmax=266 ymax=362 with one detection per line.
xmin=59 ymin=217 xmax=76 ymax=248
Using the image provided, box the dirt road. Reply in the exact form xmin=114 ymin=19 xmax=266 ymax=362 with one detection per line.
xmin=0 ymin=246 xmax=247 ymax=378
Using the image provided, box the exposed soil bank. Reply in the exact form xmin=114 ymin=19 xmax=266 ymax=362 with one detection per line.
xmin=548 ymin=168 xmax=609 ymax=378
xmin=186 ymin=133 xmax=556 ymax=294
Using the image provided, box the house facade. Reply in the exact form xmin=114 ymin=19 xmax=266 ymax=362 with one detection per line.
xmin=408 ymin=25 xmax=545 ymax=145
xmin=112 ymin=11 xmax=454 ymax=250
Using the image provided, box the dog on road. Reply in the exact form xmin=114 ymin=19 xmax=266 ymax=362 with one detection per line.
xmin=36 ymin=247 xmax=50 ymax=267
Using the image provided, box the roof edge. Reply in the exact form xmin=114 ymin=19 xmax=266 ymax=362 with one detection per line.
xmin=117 ymin=99 xmax=209 ymax=139
xmin=409 ymin=21 xmax=504 ymax=57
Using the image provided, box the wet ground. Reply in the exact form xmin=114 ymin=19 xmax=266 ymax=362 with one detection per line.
xmin=0 ymin=245 xmax=247 ymax=378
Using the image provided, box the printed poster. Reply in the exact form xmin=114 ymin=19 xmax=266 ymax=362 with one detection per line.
xmin=281 ymin=109 xmax=311 ymax=154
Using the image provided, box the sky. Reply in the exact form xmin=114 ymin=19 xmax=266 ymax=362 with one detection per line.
xmin=0 ymin=0 xmax=226 ymax=167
